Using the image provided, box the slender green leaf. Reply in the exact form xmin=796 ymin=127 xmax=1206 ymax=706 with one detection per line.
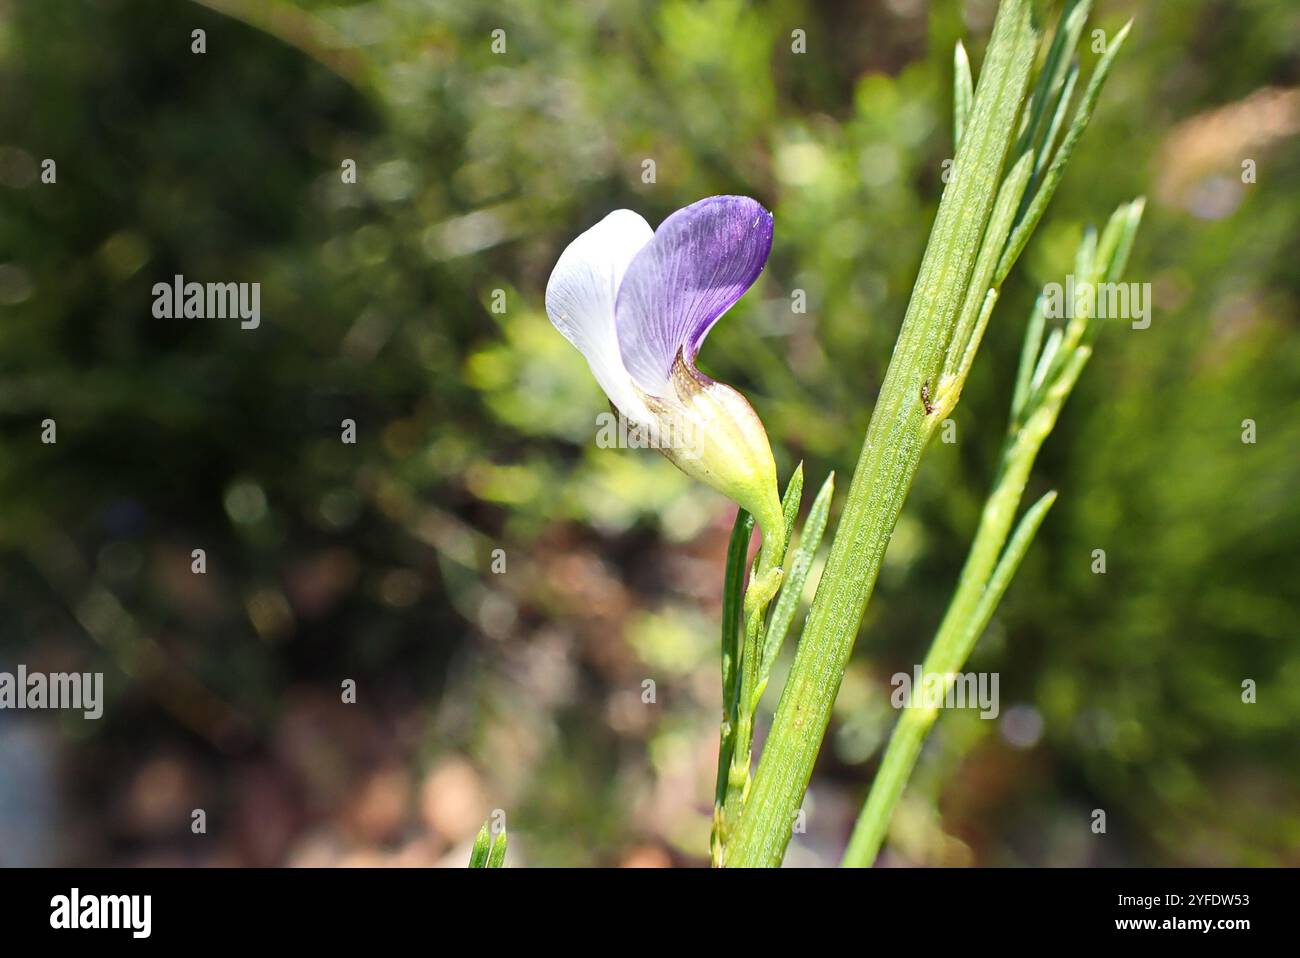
xmin=1095 ymin=204 xmax=1128 ymax=278
xmin=778 ymin=463 xmax=805 ymax=567
xmin=486 ymin=828 xmax=508 ymax=868
xmin=1035 ymin=61 xmax=1079 ymax=182
xmin=951 ymin=287 xmax=1001 ymax=397
xmin=957 ymin=490 xmax=1057 ymax=664
xmin=734 ymin=465 xmax=803 ymax=754
xmin=1105 ymin=197 xmax=1145 ymax=283
xmin=943 ymin=149 xmax=1034 ymax=385
xmin=755 ymin=472 xmax=835 ymax=707
xmin=1016 ymin=0 xmax=1090 ymax=170
xmin=1011 ymin=294 xmax=1046 ymax=424
xmin=468 ymin=822 xmax=491 ymax=868
xmin=995 ymin=19 xmax=1132 ymax=285
xmin=713 ymin=507 xmax=754 ymax=817
xmin=1082 ymin=197 xmax=1146 ymax=349
xmin=1031 ymin=326 xmax=1062 ymax=392
xmin=1094 ymin=196 xmax=1146 ymax=286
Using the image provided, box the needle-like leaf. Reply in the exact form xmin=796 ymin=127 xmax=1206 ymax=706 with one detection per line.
xmin=468 ymin=821 xmax=491 ymax=868
xmin=995 ymin=19 xmax=1133 ymax=285
xmin=755 ymin=472 xmax=835 ymax=708
xmin=1011 ymin=294 xmax=1047 ymax=423
xmin=712 ymin=506 xmax=755 ymax=841
xmin=486 ymin=828 xmax=508 ymax=868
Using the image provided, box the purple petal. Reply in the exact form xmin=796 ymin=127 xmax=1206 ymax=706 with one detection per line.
xmin=614 ymin=196 xmax=773 ymax=396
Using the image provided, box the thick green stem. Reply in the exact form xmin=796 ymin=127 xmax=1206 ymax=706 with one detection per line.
xmin=711 ymin=509 xmax=755 ymax=865
xmin=843 ymin=698 xmax=935 ymax=867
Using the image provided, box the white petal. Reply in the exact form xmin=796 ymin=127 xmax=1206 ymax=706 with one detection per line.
xmin=545 ymin=210 xmax=655 ymax=424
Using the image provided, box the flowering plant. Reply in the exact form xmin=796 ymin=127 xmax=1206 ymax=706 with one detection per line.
xmin=534 ymin=0 xmax=1141 ymax=868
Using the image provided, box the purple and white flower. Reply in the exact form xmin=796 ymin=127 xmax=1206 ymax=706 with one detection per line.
xmin=545 ymin=196 xmax=784 ymax=541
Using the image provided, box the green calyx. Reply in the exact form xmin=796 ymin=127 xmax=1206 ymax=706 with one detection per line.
xmin=649 ymin=353 xmax=785 ymax=551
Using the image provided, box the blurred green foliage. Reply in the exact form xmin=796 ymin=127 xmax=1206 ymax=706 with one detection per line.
xmin=0 ymin=0 xmax=1296 ymax=865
